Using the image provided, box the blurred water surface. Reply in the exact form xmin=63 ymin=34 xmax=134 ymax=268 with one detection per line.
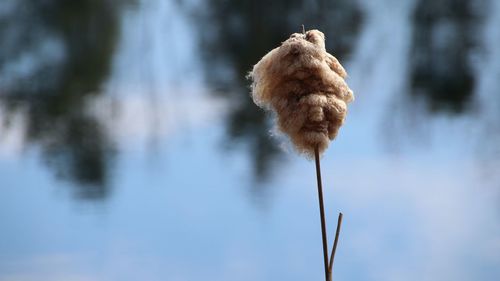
xmin=1 ymin=0 xmax=500 ymax=280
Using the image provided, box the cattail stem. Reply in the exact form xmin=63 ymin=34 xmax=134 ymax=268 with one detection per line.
xmin=314 ymin=147 xmax=330 ymax=281
xmin=315 ymin=147 xmax=343 ymax=281
xmin=328 ymin=213 xmax=343 ymax=281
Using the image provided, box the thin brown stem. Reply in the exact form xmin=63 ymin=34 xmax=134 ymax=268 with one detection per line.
xmin=328 ymin=212 xmax=343 ymax=281
xmin=314 ymin=147 xmax=329 ymax=281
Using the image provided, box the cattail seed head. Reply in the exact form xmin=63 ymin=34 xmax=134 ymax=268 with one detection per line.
xmin=248 ymin=29 xmax=354 ymax=158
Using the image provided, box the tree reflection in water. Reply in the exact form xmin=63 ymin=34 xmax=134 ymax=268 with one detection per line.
xmin=189 ymin=0 xmax=363 ymax=180
xmin=0 ymin=0 xmax=126 ymax=199
xmin=410 ymin=0 xmax=485 ymax=113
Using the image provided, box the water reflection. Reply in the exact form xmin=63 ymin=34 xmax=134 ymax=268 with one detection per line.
xmin=0 ymin=1 xmax=500 ymax=281
xmin=188 ymin=0 xmax=363 ymax=179
xmin=0 ymin=0 xmax=125 ymax=198
xmin=410 ymin=0 xmax=484 ymax=113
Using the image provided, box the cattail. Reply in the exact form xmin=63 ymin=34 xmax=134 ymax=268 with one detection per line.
xmin=248 ymin=29 xmax=352 ymax=281
xmin=248 ymin=29 xmax=354 ymax=157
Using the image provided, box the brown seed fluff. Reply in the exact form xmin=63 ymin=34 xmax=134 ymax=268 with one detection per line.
xmin=248 ymin=29 xmax=354 ymax=157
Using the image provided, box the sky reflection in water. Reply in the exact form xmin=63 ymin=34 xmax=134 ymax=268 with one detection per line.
xmin=1 ymin=0 xmax=500 ymax=280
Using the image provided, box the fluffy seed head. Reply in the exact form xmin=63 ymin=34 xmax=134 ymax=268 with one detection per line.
xmin=248 ymin=29 xmax=354 ymax=158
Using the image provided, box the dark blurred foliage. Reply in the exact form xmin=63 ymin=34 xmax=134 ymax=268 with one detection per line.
xmin=187 ymin=0 xmax=363 ymax=180
xmin=0 ymin=0 xmax=491 ymax=195
xmin=0 ymin=0 xmax=129 ymax=199
xmin=410 ymin=0 xmax=485 ymax=113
